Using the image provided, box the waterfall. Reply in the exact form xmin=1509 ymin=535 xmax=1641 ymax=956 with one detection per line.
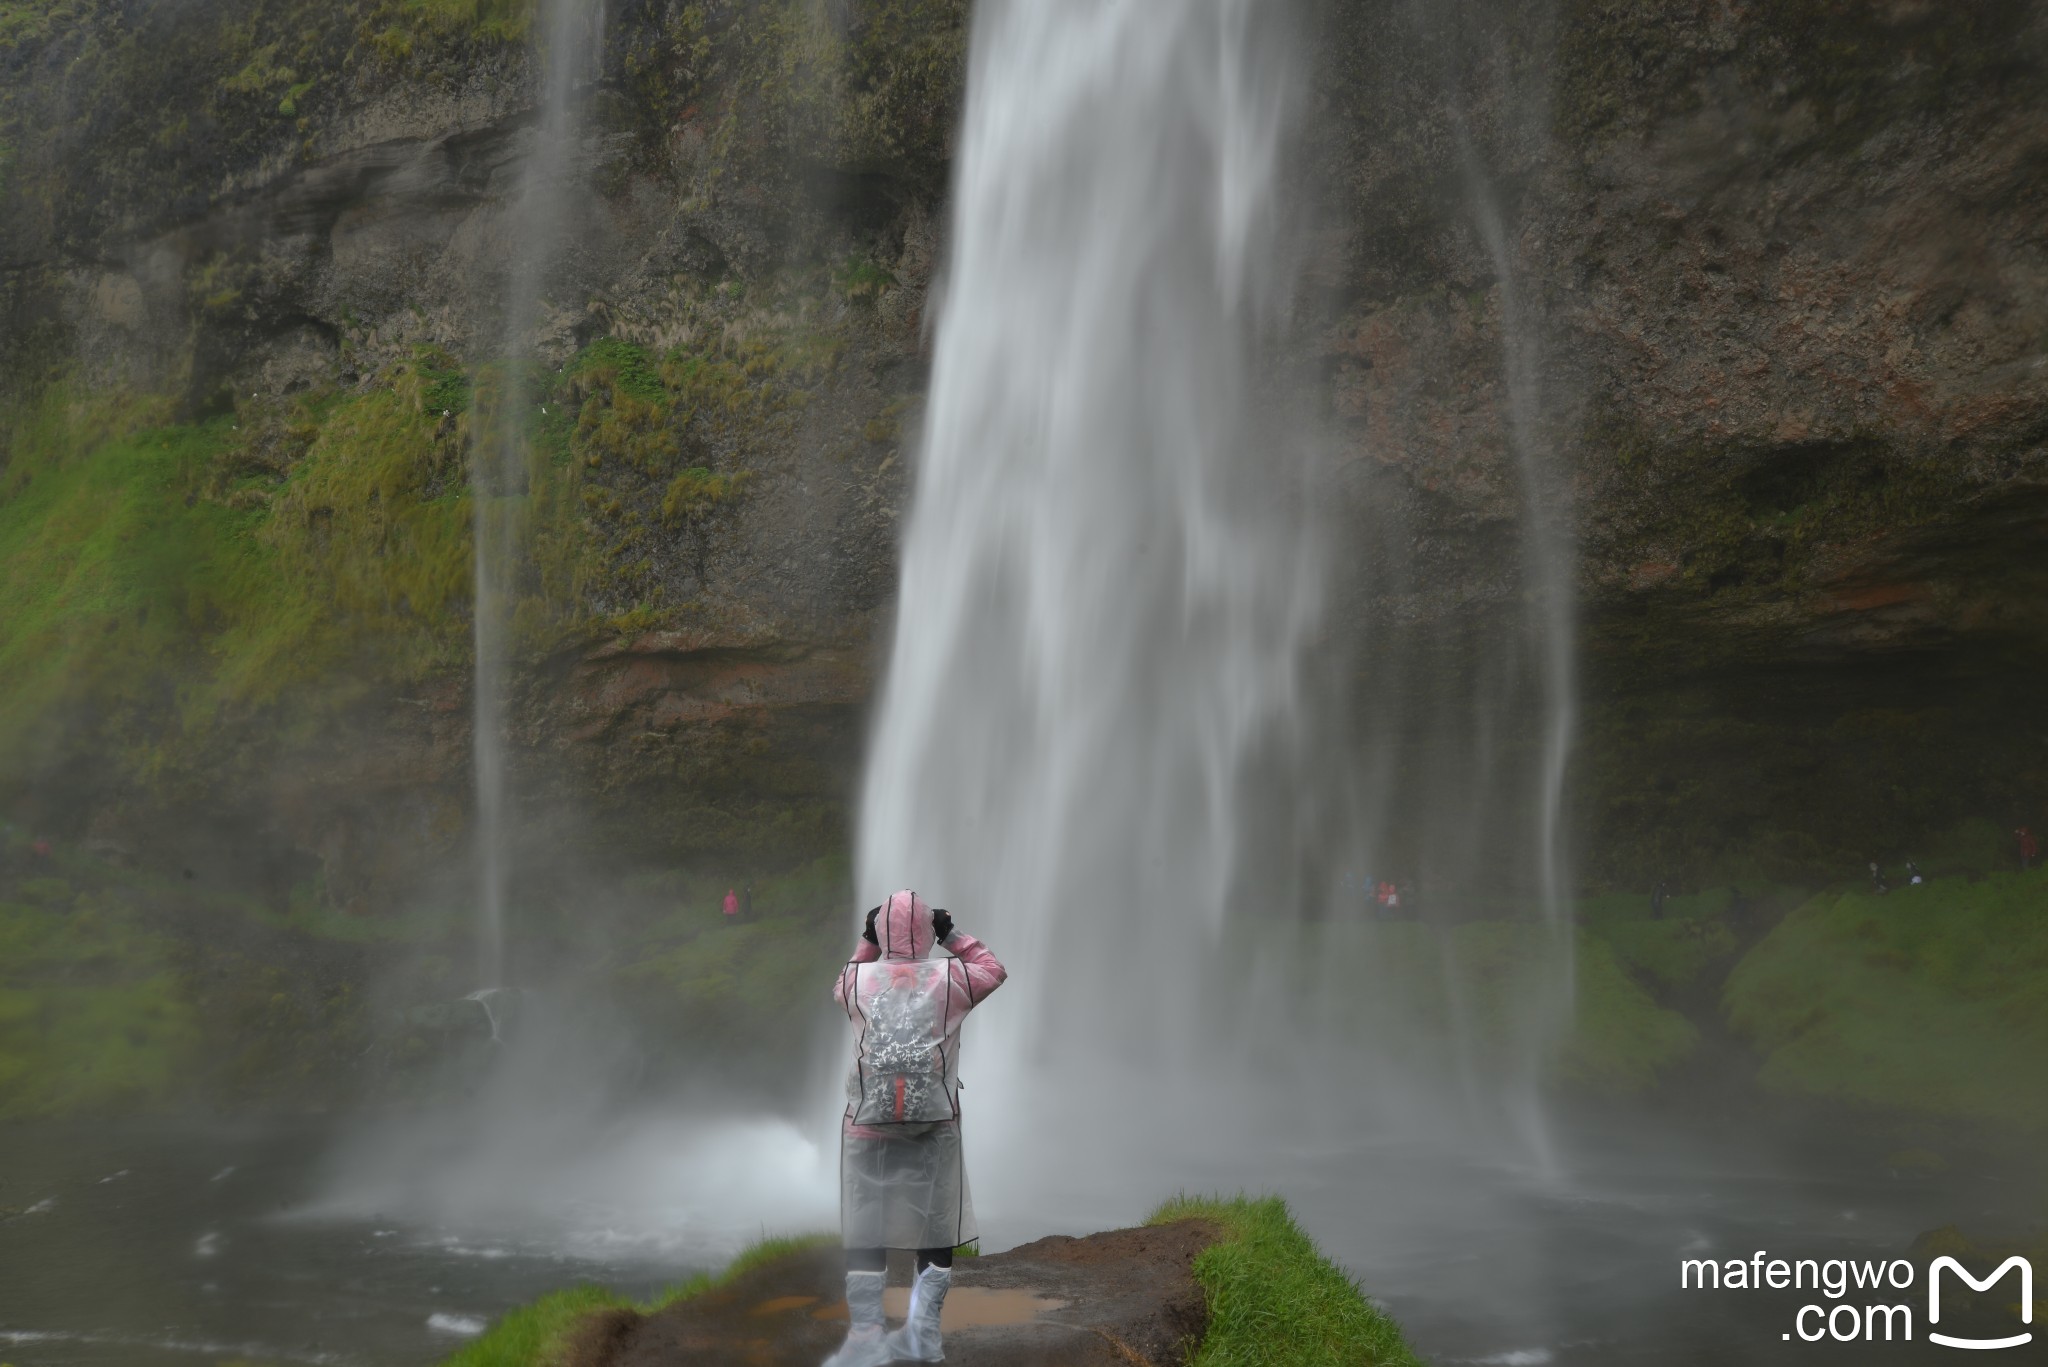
xmin=1455 ymin=132 xmax=1576 ymax=1171
xmin=855 ymin=0 xmax=1327 ymax=1182
xmin=1407 ymin=0 xmax=1576 ymax=1169
xmin=470 ymin=0 xmax=601 ymax=989
xmin=856 ymin=0 xmax=1580 ymax=1212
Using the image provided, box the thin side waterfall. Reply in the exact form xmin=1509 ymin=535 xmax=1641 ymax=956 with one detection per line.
xmin=1432 ymin=0 xmax=1575 ymax=1169
xmin=470 ymin=0 xmax=600 ymax=990
xmin=1458 ymin=161 xmax=1576 ymax=1170
xmin=856 ymin=0 xmax=1324 ymax=1185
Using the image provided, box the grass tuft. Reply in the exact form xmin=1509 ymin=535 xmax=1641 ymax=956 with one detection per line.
xmin=438 ymin=1285 xmax=632 ymax=1367
xmin=441 ymin=1232 xmax=836 ymax=1367
xmin=1147 ymin=1195 xmax=1422 ymax=1367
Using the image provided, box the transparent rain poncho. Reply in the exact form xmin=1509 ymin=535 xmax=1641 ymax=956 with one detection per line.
xmin=838 ymin=956 xmax=976 ymax=1249
xmin=841 ymin=958 xmax=969 ymax=1126
xmin=839 ymin=1119 xmax=974 ymax=1251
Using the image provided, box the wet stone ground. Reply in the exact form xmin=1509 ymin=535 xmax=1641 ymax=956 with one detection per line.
xmin=580 ymin=1220 xmax=1220 ymax=1367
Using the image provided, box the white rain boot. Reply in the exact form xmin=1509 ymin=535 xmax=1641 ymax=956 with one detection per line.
xmin=822 ymin=1270 xmax=892 ymax=1367
xmin=883 ymin=1263 xmax=951 ymax=1362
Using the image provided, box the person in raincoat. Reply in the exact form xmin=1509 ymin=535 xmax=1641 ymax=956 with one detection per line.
xmin=822 ymin=889 xmax=1006 ymax=1367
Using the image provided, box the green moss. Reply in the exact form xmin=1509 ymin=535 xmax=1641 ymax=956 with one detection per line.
xmin=0 ymin=828 xmax=395 ymax=1114
xmin=832 ymin=253 xmax=896 ymax=303
xmin=567 ymin=337 xmax=665 ymax=405
xmin=1419 ymin=920 xmax=1697 ymax=1094
xmin=361 ymin=0 xmax=533 ymax=63
xmin=0 ymin=0 xmax=88 ymax=49
xmin=1724 ymin=868 xmax=2048 ymax=1129
xmin=218 ymin=381 xmax=474 ymax=699
xmin=0 ymin=885 xmax=201 ymax=1117
xmin=0 ymin=390 xmax=247 ymax=773
xmin=660 ymin=466 xmax=746 ymax=526
xmin=442 ymin=1233 xmax=837 ymax=1367
xmin=1562 ymin=935 xmax=1701 ymax=1093
xmin=0 ymin=313 xmax=852 ymax=780
xmin=0 ymin=368 xmax=489 ymax=804
xmin=1146 ymin=1195 xmax=1421 ymax=1367
xmin=414 ymin=344 xmax=473 ymax=414
xmin=1578 ymin=888 xmax=1741 ymax=993
xmin=558 ymin=320 xmax=836 ymax=617
xmin=219 ymin=39 xmax=295 ymax=95
xmin=0 ymin=976 xmax=201 ymax=1115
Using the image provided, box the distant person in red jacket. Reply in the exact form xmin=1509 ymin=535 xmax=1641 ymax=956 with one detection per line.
xmin=722 ymin=887 xmax=739 ymax=920
xmin=2019 ymin=827 xmax=2039 ymax=871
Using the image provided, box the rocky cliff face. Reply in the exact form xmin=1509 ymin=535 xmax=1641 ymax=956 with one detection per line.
xmin=3 ymin=0 xmax=2044 ymax=940
xmin=1315 ymin=0 xmax=2048 ymax=881
xmin=2 ymin=0 xmax=965 ymax=915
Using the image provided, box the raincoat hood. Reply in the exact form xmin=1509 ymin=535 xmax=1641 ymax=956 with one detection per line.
xmin=877 ymin=888 xmax=936 ymax=960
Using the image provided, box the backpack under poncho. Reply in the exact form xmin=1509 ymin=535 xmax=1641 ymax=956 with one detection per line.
xmin=840 ymin=957 xmax=969 ymax=1126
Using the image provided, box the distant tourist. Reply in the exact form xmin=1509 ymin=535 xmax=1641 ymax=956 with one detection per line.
xmin=1906 ymin=861 xmax=1924 ymax=885
xmin=828 ymin=891 xmax=1006 ymax=1366
xmin=741 ymin=882 xmax=753 ymax=917
xmin=1651 ymin=880 xmax=1670 ymax=918
xmin=722 ymin=887 xmax=739 ymax=920
xmin=1868 ymin=862 xmax=1889 ymax=895
xmin=2019 ymin=827 xmax=2038 ymax=871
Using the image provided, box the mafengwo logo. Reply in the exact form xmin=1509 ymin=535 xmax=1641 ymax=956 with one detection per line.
xmin=1928 ymin=1258 xmax=2034 ymax=1351
xmin=1680 ymin=1251 xmax=2034 ymax=1348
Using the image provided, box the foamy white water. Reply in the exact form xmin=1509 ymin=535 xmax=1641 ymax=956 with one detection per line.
xmin=310 ymin=1113 xmax=835 ymax=1262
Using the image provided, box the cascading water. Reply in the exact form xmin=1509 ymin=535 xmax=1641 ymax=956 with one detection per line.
xmin=855 ymin=0 xmax=1337 ymax=1193
xmin=1392 ymin=0 xmax=1576 ymax=1167
xmin=857 ymin=0 xmax=1580 ymax=1217
xmin=470 ymin=0 xmax=602 ymax=990
xmin=1452 ymin=118 xmax=1577 ymax=1172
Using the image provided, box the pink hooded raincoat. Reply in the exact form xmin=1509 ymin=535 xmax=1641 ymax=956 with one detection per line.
xmin=832 ymin=889 xmax=1005 ymax=1250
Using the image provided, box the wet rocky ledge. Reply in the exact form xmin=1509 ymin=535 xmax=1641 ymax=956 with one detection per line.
xmin=565 ymin=1220 xmax=1221 ymax=1367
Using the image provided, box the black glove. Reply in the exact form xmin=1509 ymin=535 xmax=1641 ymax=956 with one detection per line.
xmin=930 ymin=907 xmax=954 ymax=943
xmin=862 ymin=906 xmax=880 ymax=945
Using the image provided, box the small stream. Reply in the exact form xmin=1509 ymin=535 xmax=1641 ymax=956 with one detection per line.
xmin=1 ymin=1112 xmax=2028 ymax=1366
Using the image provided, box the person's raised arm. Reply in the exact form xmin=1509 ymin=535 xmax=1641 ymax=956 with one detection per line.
xmin=933 ymin=908 xmax=1006 ymax=1005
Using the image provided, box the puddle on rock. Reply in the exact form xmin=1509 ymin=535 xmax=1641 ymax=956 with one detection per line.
xmin=882 ymin=1286 xmax=1069 ymax=1328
